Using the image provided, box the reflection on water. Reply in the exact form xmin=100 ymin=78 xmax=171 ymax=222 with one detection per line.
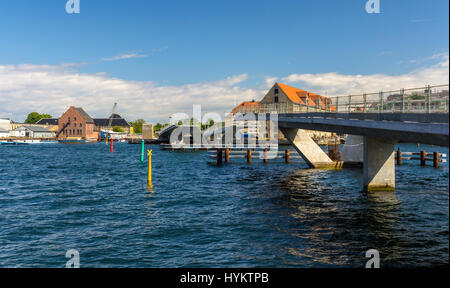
xmin=0 ymin=143 xmax=448 ymax=267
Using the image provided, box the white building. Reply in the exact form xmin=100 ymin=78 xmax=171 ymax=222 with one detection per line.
xmin=0 ymin=118 xmax=11 ymax=131
xmin=11 ymin=126 xmax=55 ymax=138
xmin=0 ymin=128 xmax=10 ymax=138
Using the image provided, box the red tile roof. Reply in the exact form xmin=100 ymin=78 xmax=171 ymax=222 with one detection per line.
xmin=231 ymin=101 xmax=259 ymax=114
xmin=277 ymin=83 xmax=336 ymax=111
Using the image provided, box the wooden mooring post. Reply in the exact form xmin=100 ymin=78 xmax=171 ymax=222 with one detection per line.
xmin=420 ymin=150 xmax=426 ymax=166
xmin=433 ymin=152 xmax=440 ymax=168
xmin=225 ymin=148 xmax=230 ymax=164
xmin=395 ymin=149 xmax=445 ymax=168
xmin=285 ymin=149 xmax=290 ymax=164
xmin=247 ymin=149 xmax=252 ymax=164
xmin=397 ymin=148 xmax=402 ymax=165
xmin=263 ymin=148 xmax=268 ymax=164
xmin=217 ymin=149 xmax=223 ymax=165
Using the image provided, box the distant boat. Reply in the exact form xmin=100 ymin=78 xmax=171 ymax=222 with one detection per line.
xmin=58 ymin=139 xmax=92 ymax=144
xmin=0 ymin=140 xmax=59 ymax=145
xmin=0 ymin=141 xmax=28 ymax=146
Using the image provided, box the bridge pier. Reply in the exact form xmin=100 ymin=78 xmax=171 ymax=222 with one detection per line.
xmin=363 ymin=137 xmax=396 ymax=192
xmin=279 ymin=127 xmax=335 ymax=168
xmin=341 ymin=135 xmax=364 ymax=165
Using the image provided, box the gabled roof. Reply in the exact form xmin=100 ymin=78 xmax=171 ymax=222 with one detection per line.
xmin=231 ymin=101 xmax=259 ymax=114
xmin=93 ymin=114 xmax=131 ymax=127
xmin=75 ymin=107 xmax=94 ymax=123
xmin=36 ymin=118 xmax=59 ymax=125
xmin=15 ymin=126 xmax=53 ymax=133
xmin=276 ymin=82 xmax=336 ymax=111
xmin=276 ymin=83 xmax=308 ymax=104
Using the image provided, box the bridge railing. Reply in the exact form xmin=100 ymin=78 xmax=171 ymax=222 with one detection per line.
xmin=252 ymin=84 xmax=449 ymax=114
xmin=328 ymin=84 xmax=449 ymax=114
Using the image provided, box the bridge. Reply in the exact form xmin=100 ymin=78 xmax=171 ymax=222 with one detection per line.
xmin=161 ymin=84 xmax=449 ymax=192
xmin=277 ymin=112 xmax=448 ymax=192
xmin=244 ymin=84 xmax=449 ymax=192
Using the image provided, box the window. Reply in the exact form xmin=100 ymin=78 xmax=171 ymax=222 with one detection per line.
xmin=274 ymin=96 xmax=279 ymax=103
xmin=275 ymin=88 xmax=279 ymax=94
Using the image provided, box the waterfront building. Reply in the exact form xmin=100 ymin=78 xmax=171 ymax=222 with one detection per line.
xmin=36 ymin=118 xmax=58 ymax=126
xmin=231 ymin=100 xmax=260 ymax=115
xmin=142 ymin=124 xmax=155 ymax=140
xmin=228 ymin=83 xmax=337 ymax=143
xmin=258 ymin=82 xmax=336 ymax=113
xmin=0 ymin=118 xmax=11 ymax=131
xmin=34 ymin=118 xmax=60 ymax=134
xmin=93 ymin=114 xmax=131 ymax=133
xmin=58 ymin=107 xmax=99 ymax=141
xmin=230 ymin=83 xmax=336 ymax=115
xmin=10 ymin=126 xmax=55 ymax=138
xmin=0 ymin=128 xmax=10 ymax=138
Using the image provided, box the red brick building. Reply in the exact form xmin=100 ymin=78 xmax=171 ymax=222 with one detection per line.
xmin=58 ymin=106 xmax=99 ymax=141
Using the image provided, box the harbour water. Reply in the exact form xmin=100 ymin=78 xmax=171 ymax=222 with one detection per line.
xmin=0 ymin=143 xmax=448 ymax=267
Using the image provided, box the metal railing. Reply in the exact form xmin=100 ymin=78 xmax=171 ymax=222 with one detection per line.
xmin=329 ymin=84 xmax=449 ymax=114
xmin=240 ymin=84 xmax=449 ymax=114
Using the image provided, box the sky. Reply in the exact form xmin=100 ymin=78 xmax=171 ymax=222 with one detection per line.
xmin=0 ymin=0 xmax=448 ymax=123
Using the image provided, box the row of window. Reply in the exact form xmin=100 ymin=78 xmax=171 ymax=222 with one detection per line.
xmin=65 ymin=129 xmax=83 ymax=136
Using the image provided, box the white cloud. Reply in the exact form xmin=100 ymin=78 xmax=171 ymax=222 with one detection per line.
xmin=0 ymin=53 xmax=447 ymax=123
xmin=281 ymin=53 xmax=449 ymax=96
xmin=102 ymin=53 xmax=148 ymax=61
xmin=264 ymin=76 xmax=278 ymax=89
xmin=0 ymin=64 xmax=257 ymax=123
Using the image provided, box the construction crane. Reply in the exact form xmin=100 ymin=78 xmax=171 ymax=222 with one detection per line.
xmin=108 ymin=102 xmax=118 ymax=132
xmin=56 ymin=120 xmax=71 ymax=138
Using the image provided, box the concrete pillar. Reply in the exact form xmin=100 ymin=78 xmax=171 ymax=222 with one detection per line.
xmin=363 ymin=137 xmax=396 ymax=192
xmin=341 ymin=135 xmax=364 ymax=164
xmin=279 ymin=127 xmax=334 ymax=168
xmin=142 ymin=124 xmax=155 ymax=140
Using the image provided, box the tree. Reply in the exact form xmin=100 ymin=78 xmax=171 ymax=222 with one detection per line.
xmin=153 ymin=122 xmax=168 ymax=132
xmin=25 ymin=112 xmax=52 ymax=124
xmin=409 ymin=94 xmax=425 ymax=100
xmin=130 ymin=119 xmax=146 ymax=134
xmin=112 ymin=126 xmax=124 ymax=133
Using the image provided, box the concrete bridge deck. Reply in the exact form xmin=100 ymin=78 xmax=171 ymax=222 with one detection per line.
xmin=253 ymin=112 xmax=448 ymax=192
xmin=277 ymin=112 xmax=449 ymax=147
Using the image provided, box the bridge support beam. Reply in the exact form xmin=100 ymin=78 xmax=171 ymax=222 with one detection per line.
xmin=363 ymin=137 xmax=396 ymax=192
xmin=341 ymin=135 xmax=364 ymax=166
xmin=280 ymin=127 xmax=335 ymax=168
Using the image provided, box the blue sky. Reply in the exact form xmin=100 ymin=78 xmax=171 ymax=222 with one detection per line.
xmin=0 ymin=0 xmax=448 ymax=122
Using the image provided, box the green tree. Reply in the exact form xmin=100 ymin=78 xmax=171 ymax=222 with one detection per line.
xmin=25 ymin=112 xmax=52 ymax=124
xmin=130 ymin=119 xmax=146 ymax=134
xmin=153 ymin=122 xmax=169 ymax=132
xmin=409 ymin=93 xmax=425 ymax=100
xmin=112 ymin=126 xmax=124 ymax=133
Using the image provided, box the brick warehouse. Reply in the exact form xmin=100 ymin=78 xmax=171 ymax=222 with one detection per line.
xmin=58 ymin=106 xmax=99 ymax=141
